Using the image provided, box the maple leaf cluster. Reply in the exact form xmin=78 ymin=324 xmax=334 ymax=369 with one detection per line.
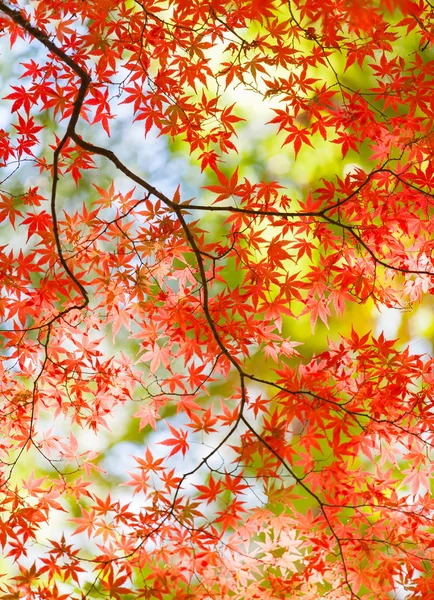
xmin=0 ymin=0 xmax=433 ymax=598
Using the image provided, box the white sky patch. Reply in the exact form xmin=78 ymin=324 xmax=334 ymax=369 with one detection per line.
xmin=374 ymin=305 xmax=402 ymax=339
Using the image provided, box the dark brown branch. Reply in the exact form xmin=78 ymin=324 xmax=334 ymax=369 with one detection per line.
xmin=0 ymin=1 xmax=91 ymax=309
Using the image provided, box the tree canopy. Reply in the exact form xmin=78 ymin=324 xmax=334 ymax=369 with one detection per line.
xmin=0 ymin=0 xmax=433 ymax=598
